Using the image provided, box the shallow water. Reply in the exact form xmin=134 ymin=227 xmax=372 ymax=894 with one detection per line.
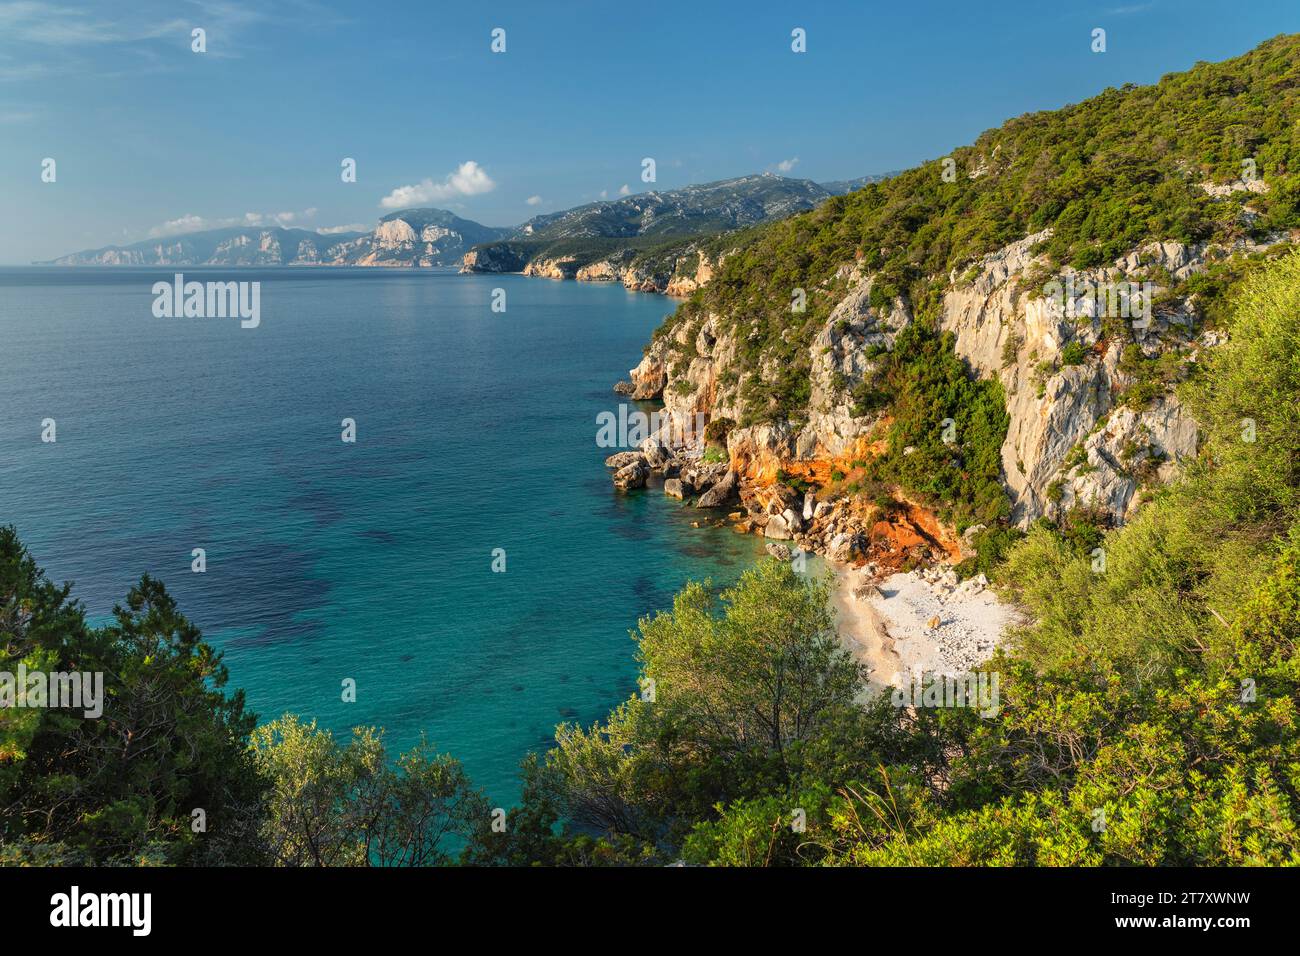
xmin=0 ymin=267 xmax=765 ymax=805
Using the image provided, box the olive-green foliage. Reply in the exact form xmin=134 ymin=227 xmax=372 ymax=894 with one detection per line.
xmin=865 ymin=322 xmax=1011 ymax=529
xmin=250 ymin=715 xmax=487 ymax=867
xmin=955 ymin=524 xmax=1024 ymax=579
xmin=540 ymin=561 xmax=890 ymax=846
xmin=1059 ymin=341 xmax=1087 ymax=366
xmin=0 ymin=530 xmax=266 ymax=866
xmin=657 ymin=35 xmax=1300 ymax=426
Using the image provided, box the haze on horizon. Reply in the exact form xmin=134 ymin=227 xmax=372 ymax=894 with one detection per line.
xmin=1 ymin=0 xmax=1298 ymax=265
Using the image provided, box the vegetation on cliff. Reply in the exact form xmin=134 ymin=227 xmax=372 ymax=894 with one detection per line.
xmin=657 ymin=34 xmax=1300 ymax=432
xmin=0 ymin=540 xmax=266 ymax=865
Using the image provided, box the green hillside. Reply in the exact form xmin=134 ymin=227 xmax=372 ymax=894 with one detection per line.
xmin=659 ymin=33 xmax=1300 ymax=426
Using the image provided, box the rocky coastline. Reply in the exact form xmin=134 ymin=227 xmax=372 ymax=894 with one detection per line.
xmin=600 ymin=223 xmax=1298 ymax=683
xmin=602 ymin=432 xmax=1016 ymax=684
xmin=462 ymin=246 xmax=720 ymax=297
xmin=603 ymin=432 xmax=965 ymax=576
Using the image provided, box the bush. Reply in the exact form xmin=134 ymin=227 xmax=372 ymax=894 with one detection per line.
xmin=1059 ymin=341 xmax=1087 ymax=366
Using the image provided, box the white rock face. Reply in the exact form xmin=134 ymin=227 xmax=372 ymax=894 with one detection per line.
xmin=1053 ymin=393 xmax=1198 ymax=520
xmin=936 ymin=229 xmax=1284 ymax=526
xmin=630 ymin=218 xmax=1291 ymax=530
xmin=940 ymin=230 xmax=1054 ymax=378
xmin=211 ymin=230 xmax=282 ymax=265
xmin=763 ymin=512 xmax=792 ymax=540
xmin=800 ymin=272 xmax=910 ymax=459
xmin=373 ymin=219 xmax=417 ymax=248
xmin=1002 ymin=360 xmax=1116 ymax=524
xmin=1199 ymin=179 xmax=1270 ymax=197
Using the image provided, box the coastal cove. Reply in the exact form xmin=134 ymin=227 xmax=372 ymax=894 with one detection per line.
xmin=0 ymin=267 xmax=768 ymax=806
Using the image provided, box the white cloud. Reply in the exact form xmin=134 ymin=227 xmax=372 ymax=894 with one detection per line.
xmin=146 ymin=207 xmax=318 ymax=238
xmin=525 ymin=195 xmax=543 ymax=206
xmin=599 ymin=189 xmax=608 ymax=200
xmin=775 ymin=157 xmax=800 ymax=174
xmin=148 ymin=214 xmax=211 ymax=238
xmin=0 ymin=1 xmax=252 ymax=83
xmin=379 ymin=161 xmax=496 ymax=209
xmin=318 ymin=223 xmax=369 ymax=234
xmin=618 ymin=184 xmax=631 ymax=196
xmin=0 ymin=1 xmax=255 ymax=46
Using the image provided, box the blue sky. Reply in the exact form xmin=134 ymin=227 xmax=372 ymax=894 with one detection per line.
xmin=2 ymin=0 xmax=1298 ymax=263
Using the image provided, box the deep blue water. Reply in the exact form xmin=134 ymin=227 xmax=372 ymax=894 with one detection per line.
xmin=0 ymin=267 xmax=762 ymax=806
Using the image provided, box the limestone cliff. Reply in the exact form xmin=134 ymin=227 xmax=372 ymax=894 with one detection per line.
xmin=626 ymin=229 xmax=1291 ymax=530
xmin=937 ymin=229 xmax=1283 ymax=524
xmin=463 ymin=243 xmax=725 ymax=297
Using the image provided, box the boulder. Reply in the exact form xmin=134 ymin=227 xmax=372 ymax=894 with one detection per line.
xmin=664 ymin=478 xmax=689 ymax=499
xmin=696 ymin=470 xmax=739 ymax=508
xmin=605 ymin=451 xmax=646 ymax=469
xmin=768 ymin=484 xmax=802 ymax=514
xmin=852 ymin=582 xmax=881 ymax=602
xmin=828 ymin=531 xmax=866 ymax=562
xmin=764 ymin=513 xmax=792 ymax=540
xmin=802 ymin=492 xmax=816 ymax=521
xmin=765 ymin=542 xmax=793 ymax=561
xmin=640 ymin=437 xmax=671 ymax=470
xmin=782 ymin=508 xmax=804 ymax=533
xmin=687 ymin=461 xmax=729 ymax=490
xmin=613 ymin=462 xmax=649 ymax=491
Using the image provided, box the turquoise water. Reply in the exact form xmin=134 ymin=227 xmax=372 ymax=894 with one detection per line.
xmin=0 ymin=267 xmax=763 ymax=805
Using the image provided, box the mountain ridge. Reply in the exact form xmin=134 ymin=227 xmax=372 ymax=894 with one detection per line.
xmin=42 ymin=173 xmax=889 ymax=269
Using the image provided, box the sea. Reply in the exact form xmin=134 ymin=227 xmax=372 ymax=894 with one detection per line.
xmin=0 ymin=266 xmax=765 ymax=805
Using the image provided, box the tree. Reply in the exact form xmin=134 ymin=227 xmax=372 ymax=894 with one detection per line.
xmin=250 ymin=715 xmax=487 ymax=866
xmin=0 ymin=527 xmax=266 ymax=865
xmin=544 ymin=561 xmax=867 ymax=845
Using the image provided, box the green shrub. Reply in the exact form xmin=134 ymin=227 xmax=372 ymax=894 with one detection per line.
xmin=1060 ymin=341 xmax=1087 ymax=366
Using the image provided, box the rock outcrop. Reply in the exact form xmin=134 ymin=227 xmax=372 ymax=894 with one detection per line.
xmin=935 ymin=230 xmax=1281 ymax=524
xmin=624 ymin=225 xmax=1289 ymax=535
xmin=696 ymin=470 xmax=738 ymax=508
xmin=465 ymin=244 xmax=724 ymax=297
xmin=613 ymin=461 xmax=649 ymax=491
